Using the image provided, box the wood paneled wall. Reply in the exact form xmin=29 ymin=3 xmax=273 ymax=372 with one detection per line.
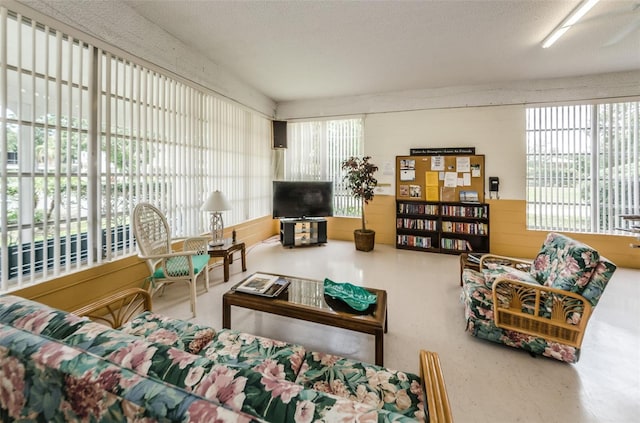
xmin=12 ymin=199 xmax=637 ymax=310
xmin=12 ymin=216 xmax=277 ymax=310
xmin=486 ymin=199 xmax=639 ymax=268
xmin=326 ymin=196 xmax=396 ymax=245
xmin=327 ymin=195 xmax=640 ymax=269
xmin=329 ymin=196 xmax=639 ymax=269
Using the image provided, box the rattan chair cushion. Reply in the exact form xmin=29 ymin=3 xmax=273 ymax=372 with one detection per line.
xmin=152 ymin=254 xmax=210 ymax=279
xmin=580 ymin=257 xmax=617 ymax=307
xmin=530 ymin=232 xmax=600 ymax=293
xmin=482 ymin=265 xmax=539 ymax=289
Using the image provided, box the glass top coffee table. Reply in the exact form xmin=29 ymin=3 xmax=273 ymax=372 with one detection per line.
xmin=222 ymin=272 xmax=388 ymax=366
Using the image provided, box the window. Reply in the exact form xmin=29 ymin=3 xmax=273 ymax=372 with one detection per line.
xmin=286 ymin=118 xmax=364 ymax=217
xmin=0 ymin=7 xmax=271 ymax=291
xmin=526 ymin=101 xmax=639 ymax=233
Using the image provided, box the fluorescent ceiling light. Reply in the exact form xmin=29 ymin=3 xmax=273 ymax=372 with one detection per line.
xmin=542 ymin=0 xmax=600 ymax=48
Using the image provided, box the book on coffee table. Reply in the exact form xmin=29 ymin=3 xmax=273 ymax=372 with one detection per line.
xmin=235 ymin=273 xmax=290 ymax=297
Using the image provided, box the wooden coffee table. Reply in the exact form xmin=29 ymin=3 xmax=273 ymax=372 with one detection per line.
xmin=222 ymin=272 xmax=388 ymax=366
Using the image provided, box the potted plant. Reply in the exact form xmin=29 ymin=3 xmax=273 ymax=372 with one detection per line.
xmin=341 ymin=156 xmax=379 ymax=251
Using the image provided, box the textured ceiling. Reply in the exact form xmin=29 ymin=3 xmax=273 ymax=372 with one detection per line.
xmin=29 ymin=0 xmax=640 ymax=103
xmin=122 ymin=0 xmax=640 ymax=102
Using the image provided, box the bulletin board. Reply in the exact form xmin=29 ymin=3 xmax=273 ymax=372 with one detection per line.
xmin=395 ymin=155 xmax=485 ymax=203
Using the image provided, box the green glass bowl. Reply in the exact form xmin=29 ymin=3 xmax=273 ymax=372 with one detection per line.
xmin=323 ymin=278 xmax=377 ymax=311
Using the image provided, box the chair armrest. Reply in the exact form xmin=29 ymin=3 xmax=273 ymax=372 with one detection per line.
xmin=182 ymin=236 xmax=210 ymax=254
xmin=71 ymin=288 xmax=152 ymax=329
xmin=140 ymin=250 xmax=204 ymax=260
xmin=480 ymin=254 xmax=532 ymax=272
xmin=492 ymin=278 xmax=593 ymax=348
xmin=420 ymin=350 xmax=453 ymax=423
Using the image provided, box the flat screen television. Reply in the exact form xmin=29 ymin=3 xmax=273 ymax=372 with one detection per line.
xmin=272 ymin=181 xmax=334 ymax=219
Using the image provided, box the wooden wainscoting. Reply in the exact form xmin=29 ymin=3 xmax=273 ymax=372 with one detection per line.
xmin=10 ymin=255 xmax=150 ymax=312
xmin=326 ymin=198 xmax=638 ymax=269
xmin=327 ymin=195 xmax=396 ymax=245
xmin=10 ymin=203 xmax=636 ymax=311
xmin=11 ymin=216 xmax=277 ymax=311
xmin=488 ymin=199 xmax=639 ymax=269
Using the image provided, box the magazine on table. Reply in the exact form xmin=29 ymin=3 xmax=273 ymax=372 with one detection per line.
xmin=235 ymin=273 xmax=290 ymax=297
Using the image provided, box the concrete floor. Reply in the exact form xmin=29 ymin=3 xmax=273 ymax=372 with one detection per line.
xmin=153 ymin=237 xmax=640 ymax=423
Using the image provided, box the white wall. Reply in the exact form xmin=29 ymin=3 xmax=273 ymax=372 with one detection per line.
xmin=364 ymin=105 xmax=526 ymax=200
xmin=276 ymin=71 xmax=639 ymax=202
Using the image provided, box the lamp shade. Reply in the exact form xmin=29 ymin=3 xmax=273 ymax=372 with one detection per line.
xmin=201 ymin=190 xmax=232 ymax=212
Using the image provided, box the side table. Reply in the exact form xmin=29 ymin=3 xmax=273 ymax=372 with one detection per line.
xmin=208 ymin=240 xmax=247 ymax=282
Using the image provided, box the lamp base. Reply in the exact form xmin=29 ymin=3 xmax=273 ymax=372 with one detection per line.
xmin=209 ymin=212 xmax=225 ymax=247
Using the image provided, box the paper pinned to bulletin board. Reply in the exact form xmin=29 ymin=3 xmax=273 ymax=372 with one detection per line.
xmin=424 ymin=171 xmax=439 ymax=201
xmin=395 ymin=155 xmax=485 ymax=202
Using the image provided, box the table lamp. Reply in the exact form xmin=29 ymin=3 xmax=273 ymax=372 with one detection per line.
xmin=201 ymin=190 xmax=232 ymax=246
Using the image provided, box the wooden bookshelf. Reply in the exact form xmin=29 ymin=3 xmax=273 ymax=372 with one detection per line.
xmin=396 ymin=200 xmax=489 ymax=254
xmin=395 ymin=154 xmax=489 ymax=254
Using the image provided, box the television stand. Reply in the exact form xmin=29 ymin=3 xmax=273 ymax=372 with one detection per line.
xmin=279 ymin=218 xmax=327 ymax=248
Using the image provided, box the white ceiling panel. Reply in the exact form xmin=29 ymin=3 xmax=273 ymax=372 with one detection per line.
xmin=21 ymin=0 xmax=640 ymax=103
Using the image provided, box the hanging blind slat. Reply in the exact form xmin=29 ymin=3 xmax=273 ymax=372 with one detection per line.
xmin=286 ymin=118 xmax=364 ymax=218
xmin=527 ymin=102 xmax=640 ymax=234
xmin=0 ymin=6 xmax=271 ymax=291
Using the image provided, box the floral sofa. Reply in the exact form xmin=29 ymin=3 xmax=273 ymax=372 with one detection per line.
xmin=461 ymin=232 xmax=616 ymax=363
xmin=0 ymin=293 xmax=451 ymax=422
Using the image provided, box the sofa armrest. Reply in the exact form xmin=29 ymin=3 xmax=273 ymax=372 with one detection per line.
xmin=71 ymin=288 xmax=152 ymax=329
xmin=492 ymin=278 xmax=593 ymax=348
xmin=479 ymin=254 xmax=532 ymax=271
xmin=420 ymin=350 xmax=453 ymax=423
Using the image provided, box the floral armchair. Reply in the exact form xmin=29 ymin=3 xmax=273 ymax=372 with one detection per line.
xmin=461 ymin=232 xmax=616 ymax=363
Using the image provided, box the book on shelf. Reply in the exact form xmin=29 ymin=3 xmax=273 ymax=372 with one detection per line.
xmin=235 ymin=273 xmax=290 ymax=297
xmin=440 ymin=238 xmax=473 ymax=251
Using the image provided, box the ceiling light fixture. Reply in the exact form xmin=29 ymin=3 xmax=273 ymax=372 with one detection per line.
xmin=542 ymin=0 xmax=600 ymax=48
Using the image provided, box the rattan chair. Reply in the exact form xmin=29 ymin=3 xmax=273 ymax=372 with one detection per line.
xmin=72 ymin=288 xmax=152 ymax=328
xmin=132 ymin=202 xmax=210 ymax=317
xmin=461 ymin=233 xmax=616 ymax=363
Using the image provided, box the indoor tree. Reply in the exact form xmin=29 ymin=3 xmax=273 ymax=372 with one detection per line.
xmin=341 ymin=156 xmax=379 ymax=251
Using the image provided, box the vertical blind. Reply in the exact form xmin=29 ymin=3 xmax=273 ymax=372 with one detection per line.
xmin=0 ymin=7 xmax=272 ymax=291
xmin=526 ymin=101 xmax=639 ymax=233
xmin=286 ymin=118 xmax=364 ymax=217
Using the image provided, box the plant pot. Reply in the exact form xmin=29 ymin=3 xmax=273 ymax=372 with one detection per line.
xmin=354 ymin=229 xmax=375 ymax=252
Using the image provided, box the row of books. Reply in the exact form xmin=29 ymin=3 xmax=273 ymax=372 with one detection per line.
xmin=396 ymin=218 xmax=438 ymax=231
xmin=397 ymin=203 xmax=439 ymax=215
xmin=441 ymin=238 xmax=474 ymax=251
xmin=441 ymin=221 xmax=488 ymax=235
xmin=396 ymin=235 xmax=433 ymax=248
xmin=441 ymin=205 xmax=488 ymax=218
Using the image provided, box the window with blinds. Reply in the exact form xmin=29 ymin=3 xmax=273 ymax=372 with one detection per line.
xmin=526 ymin=102 xmax=639 ymax=234
xmin=286 ymin=118 xmax=364 ymax=217
xmin=0 ymin=7 xmax=271 ymax=291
